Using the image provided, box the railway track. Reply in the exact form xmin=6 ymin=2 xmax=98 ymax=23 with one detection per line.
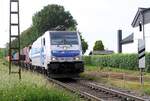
xmin=48 ymin=78 xmax=148 ymax=101
xmin=20 ymin=66 xmax=149 ymax=101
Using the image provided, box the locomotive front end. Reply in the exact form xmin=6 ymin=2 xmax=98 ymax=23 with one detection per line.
xmin=48 ymin=31 xmax=84 ymax=78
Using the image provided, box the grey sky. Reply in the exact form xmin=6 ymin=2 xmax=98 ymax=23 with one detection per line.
xmin=0 ymin=0 xmax=150 ymax=54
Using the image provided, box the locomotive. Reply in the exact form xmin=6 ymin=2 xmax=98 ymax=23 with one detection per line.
xmin=14 ymin=31 xmax=84 ymax=78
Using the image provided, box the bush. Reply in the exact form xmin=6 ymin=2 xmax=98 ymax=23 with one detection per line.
xmin=83 ymin=53 xmax=150 ymax=72
xmin=83 ymin=56 xmax=91 ymax=65
xmin=0 ymin=49 xmax=4 ymax=58
xmin=146 ymin=53 xmax=150 ymax=72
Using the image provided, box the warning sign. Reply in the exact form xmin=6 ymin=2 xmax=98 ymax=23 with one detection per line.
xmin=138 ymin=39 xmax=145 ymax=68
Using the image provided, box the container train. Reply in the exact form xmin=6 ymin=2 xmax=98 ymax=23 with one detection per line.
xmin=13 ymin=31 xmax=84 ymax=78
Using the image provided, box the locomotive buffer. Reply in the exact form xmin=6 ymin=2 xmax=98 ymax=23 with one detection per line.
xmin=9 ymin=0 xmax=21 ymax=79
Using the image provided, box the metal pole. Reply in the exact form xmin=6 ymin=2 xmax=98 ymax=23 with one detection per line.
xmin=9 ymin=0 xmax=21 ymax=80
xmin=141 ymin=11 xmax=145 ymax=93
xmin=9 ymin=0 xmax=12 ymax=75
xmin=117 ymin=30 xmax=122 ymax=53
xmin=140 ymin=68 xmax=144 ymax=95
xmin=123 ymin=72 xmax=125 ymax=88
xmin=140 ymin=68 xmax=144 ymax=85
xmin=141 ymin=12 xmax=145 ymax=41
xmin=17 ymin=0 xmax=21 ymax=80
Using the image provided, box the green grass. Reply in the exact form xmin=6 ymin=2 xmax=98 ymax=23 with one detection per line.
xmin=0 ymin=48 xmax=5 ymax=58
xmin=82 ymin=65 xmax=150 ymax=95
xmin=107 ymin=78 xmax=150 ymax=95
xmin=0 ymin=59 xmax=82 ymax=101
xmin=85 ymin=65 xmax=145 ymax=75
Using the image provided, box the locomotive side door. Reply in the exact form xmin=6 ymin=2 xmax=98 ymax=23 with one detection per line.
xmin=40 ymin=37 xmax=46 ymax=67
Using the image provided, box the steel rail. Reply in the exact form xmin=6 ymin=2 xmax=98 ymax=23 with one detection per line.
xmin=47 ymin=77 xmax=104 ymax=101
xmin=20 ymin=65 xmax=149 ymax=101
xmin=88 ymin=83 xmax=148 ymax=101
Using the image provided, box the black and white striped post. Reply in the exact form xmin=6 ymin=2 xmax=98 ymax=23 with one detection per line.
xmin=138 ymin=39 xmax=145 ymax=86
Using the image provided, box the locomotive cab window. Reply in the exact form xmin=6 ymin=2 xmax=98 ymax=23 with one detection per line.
xmin=50 ymin=32 xmax=79 ymax=45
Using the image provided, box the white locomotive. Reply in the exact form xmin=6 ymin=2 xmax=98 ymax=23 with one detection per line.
xmin=29 ymin=31 xmax=84 ymax=78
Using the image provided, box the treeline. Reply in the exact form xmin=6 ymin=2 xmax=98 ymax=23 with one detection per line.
xmin=83 ymin=53 xmax=150 ymax=72
xmin=8 ymin=4 xmax=88 ymax=54
xmin=0 ymin=48 xmax=6 ymax=58
xmin=0 ymin=49 xmax=3 ymax=58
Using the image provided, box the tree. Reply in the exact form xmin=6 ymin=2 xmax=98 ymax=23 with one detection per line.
xmin=0 ymin=48 xmax=7 ymax=58
xmin=9 ymin=4 xmax=88 ymax=54
xmin=0 ymin=48 xmax=3 ymax=58
xmin=32 ymin=4 xmax=88 ymax=54
xmin=4 ymin=43 xmax=9 ymax=56
xmin=93 ymin=40 xmax=104 ymax=51
xmin=79 ymin=33 xmax=88 ymax=54
xmin=20 ymin=26 xmax=37 ymax=48
xmin=32 ymin=4 xmax=77 ymax=35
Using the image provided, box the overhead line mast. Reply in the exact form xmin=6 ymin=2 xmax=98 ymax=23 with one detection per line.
xmin=9 ymin=0 xmax=21 ymax=79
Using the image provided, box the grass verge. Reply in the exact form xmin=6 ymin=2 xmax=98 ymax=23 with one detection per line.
xmin=0 ymin=59 xmax=82 ymax=101
xmin=81 ymin=65 xmax=150 ymax=95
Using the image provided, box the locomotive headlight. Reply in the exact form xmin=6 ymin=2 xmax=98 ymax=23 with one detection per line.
xmin=75 ymin=57 xmax=80 ymax=61
xmin=63 ymin=46 xmax=67 ymax=50
xmin=52 ymin=57 xmax=56 ymax=61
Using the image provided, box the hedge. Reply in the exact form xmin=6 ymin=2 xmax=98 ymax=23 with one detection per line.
xmin=83 ymin=53 xmax=150 ymax=72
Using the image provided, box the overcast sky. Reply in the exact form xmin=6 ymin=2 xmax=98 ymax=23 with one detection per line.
xmin=0 ymin=0 xmax=150 ymax=54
